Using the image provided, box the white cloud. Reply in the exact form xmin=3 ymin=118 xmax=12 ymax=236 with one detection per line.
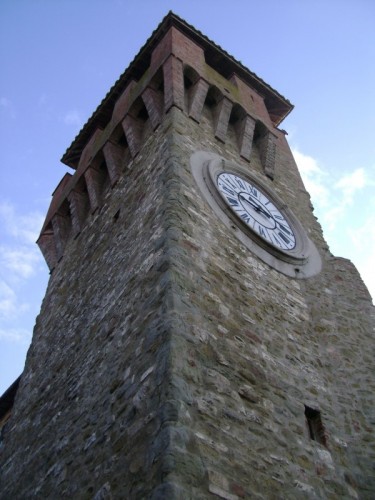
xmin=0 ymin=201 xmax=44 ymax=244
xmin=0 ymin=202 xmax=45 ymax=332
xmin=293 ymin=148 xmax=375 ymax=300
xmin=324 ymin=205 xmax=346 ymax=232
xmin=0 ymin=246 xmax=41 ymax=280
xmin=349 ymin=210 xmax=375 ymax=248
xmin=325 ymin=168 xmax=371 ymax=232
xmin=62 ymin=110 xmax=82 ymax=128
xmin=0 ymin=281 xmax=29 ymax=321
xmin=293 ymin=149 xmax=373 ymax=230
xmin=0 ymin=281 xmax=16 ymax=318
xmin=361 ymin=265 xmax=375 ymax=304
xmin=335 ymin=167 xmax=367 ymax=203
xmin=347 ymin=214 xmax=375 ymax=302
xmin=0 ymin=202 xmax=44 ymax=282
xmin=292 ymin=149 xmax=330 ymax=207
xmin=0 ymin=326 xmax=31 ymax=344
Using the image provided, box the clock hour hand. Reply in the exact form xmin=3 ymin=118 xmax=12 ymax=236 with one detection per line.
xmin=239 ymin=194 xmax=271 ymax=218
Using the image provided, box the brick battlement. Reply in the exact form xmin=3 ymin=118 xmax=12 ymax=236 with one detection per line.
xmin=37 ymin=13 xmax=291 ymax=270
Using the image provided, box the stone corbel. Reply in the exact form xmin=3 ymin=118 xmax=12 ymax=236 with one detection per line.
xmin=84 ymin=165 xmax=102 ymax=213
xmin=121 ymin=115 xmax=143 ymax=158
xmin=142 ymin=87 xmax=163 ymax=130
xmin=235 ymin=114 xmax=256 ymax=161
xmin=188 ymin=78 xmax=209 ymax=123
xmin=162 ymin=55 xmax=184 ymax=113
xmin=213 ymin=96 xmax=233 ymax=143
xmin=37 ymin=230 xmax=58 ymax=271
xmin=51 ymin=212 xmax=71 ymax=261
xmin=258 ymin=130 xmax=277 ymax=179
xmin=102 ymin=141 xmax=124 ymax=186
xmin=68 ymin=189 xmax=89 ymax=237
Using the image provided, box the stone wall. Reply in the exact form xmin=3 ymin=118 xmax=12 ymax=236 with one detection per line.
xmin=0 ymin=119 xmax=181 ymax=498
xmin=160 ymin=107 xmax=375 ymax=498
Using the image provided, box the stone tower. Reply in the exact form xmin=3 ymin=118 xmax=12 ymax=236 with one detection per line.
xmin=1 ymin=12 xmax=374 ymax=499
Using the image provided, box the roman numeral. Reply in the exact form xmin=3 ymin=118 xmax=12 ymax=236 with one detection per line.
xmin=278 ymin=223 xmax=292 ymax=236
xmin=258 ymin=226 xmax=267 ymax=238
xmin=240 ymin=212 xmax=251 ymax=223
xmin=271 ymin=233 xmax=284 ymax=247
xmin=227 ymin=196 xmax=239 ymax=207
xmin=222 ymin=176 xmax=239 ymax=192
xmin=235 ymin=177 xmax=245 ymax=189
xmin=278 ymin=231 xmax=291 ymax=244
xmin=221 ymin=185 xmax=236 ymax=197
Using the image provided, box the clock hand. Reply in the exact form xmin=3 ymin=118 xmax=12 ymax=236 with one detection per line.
xmin=239 ymin=194 xmax=271 ymax=218
xmin=238 ymin=193 xmax=259 ymax=209
xmin=240 ymin=196 xmax=263 ymax=213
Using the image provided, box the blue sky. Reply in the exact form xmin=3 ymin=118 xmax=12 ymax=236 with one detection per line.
xmin=1 ymin=0 xmax=374 ymax=395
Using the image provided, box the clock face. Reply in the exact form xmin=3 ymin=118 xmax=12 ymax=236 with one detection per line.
xmin=217 ymin=172 xmax=296 ymax=251
xmin=190 ymin=152 xmax=322 ymax=278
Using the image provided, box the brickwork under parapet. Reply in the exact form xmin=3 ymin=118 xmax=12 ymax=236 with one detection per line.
xmin=37 ymin=20 xmax=284 ymax=271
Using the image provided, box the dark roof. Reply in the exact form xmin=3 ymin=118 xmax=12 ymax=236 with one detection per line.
xmin=61 ymin=11 xmax=293 ymax=169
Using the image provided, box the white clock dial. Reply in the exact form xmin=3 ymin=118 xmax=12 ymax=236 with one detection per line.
xmin=217 ymin=172 xmax=296 ymax=251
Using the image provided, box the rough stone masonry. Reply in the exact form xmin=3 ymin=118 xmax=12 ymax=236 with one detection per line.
xmin=0 ymin=12 xmax=374 ymax=500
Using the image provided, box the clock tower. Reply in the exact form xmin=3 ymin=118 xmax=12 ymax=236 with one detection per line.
xmin=1 ymin=12 xmax=374 ymax=499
